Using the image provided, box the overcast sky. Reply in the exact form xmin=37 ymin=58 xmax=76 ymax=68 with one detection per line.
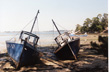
xmin=0 ymin=0 xmax=108 ymax=32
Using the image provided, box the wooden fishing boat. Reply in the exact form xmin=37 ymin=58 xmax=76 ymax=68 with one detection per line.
xmin=6 ymin=10 xmax=41 ymax=68
xmin=52 ymin=19 xmax=80 ymax=60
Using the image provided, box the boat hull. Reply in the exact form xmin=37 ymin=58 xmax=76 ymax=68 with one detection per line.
xmin=6 ymin=41 xmax=40 ymax=68
xmin=54 ymin=38 xmax=80 ymax=60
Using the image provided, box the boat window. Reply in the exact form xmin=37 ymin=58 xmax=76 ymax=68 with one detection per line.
xmin=20 ymin=31 xmax=39 ymax=46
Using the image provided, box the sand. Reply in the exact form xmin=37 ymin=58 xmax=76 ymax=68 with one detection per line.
xmin=0 ymin=34 xmax=108 ymax=72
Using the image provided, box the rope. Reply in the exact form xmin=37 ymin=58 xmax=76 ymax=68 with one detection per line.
xmin=9 ymin=18 xmax=34 ymax=41
xmin=53 ymin=23 xmax=55 ymax=41
xmin=36 ymin=18 xmax=41 ymax=48
xmin=52 ymin=22 xmax=55 ymax=47
xmin=55 ymin=22 xmax=68 ymax=31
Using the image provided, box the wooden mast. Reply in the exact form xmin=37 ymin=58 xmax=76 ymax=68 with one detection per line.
xmin=30 ymin=10 xmax=40 ymax=33
xmin=52 ymin=19 xmax=61 ymax=35
xmin=28 ymin=10 xmax=39 ymax=39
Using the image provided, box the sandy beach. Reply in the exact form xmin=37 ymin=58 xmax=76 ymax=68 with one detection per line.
xmin=0 ymin=34 xmax=108 ymax=72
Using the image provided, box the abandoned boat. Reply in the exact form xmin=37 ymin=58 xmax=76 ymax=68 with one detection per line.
xmin=52 ymin=19 xmax=80 ymax=60
xmin=6 ymin=10 xmax=41 ymax=68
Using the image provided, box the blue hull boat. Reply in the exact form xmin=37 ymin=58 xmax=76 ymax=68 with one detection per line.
xmin=6 ymin=31 xmax=40 ymax=68
xmin=6 ymin=10 xmax=41 ymax=68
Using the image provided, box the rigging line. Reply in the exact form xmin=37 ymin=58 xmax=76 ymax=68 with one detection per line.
xmin=52 ymin=22 xmax=55 ymax=47
xmin=36 ymin=18 xmax=41 ymax=47
xmin=55 ymin=22 xmax=68 ymax=31
xmin=52 ymin=20 xmax=54 ymax=34
xmin=9 ymin=18 xmax=34 ymax=41
xmin=22 ymin=18 xmax=34 ymax=30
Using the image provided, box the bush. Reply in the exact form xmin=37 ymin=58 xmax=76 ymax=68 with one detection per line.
xmin=90 ymin=35 xmax=108 ymax=57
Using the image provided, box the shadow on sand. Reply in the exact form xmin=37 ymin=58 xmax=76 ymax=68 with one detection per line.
xmin=0 ymin=44 xmax=108 ymax=72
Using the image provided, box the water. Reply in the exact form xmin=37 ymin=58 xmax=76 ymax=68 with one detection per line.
xmin=0 ymin=31 xmax=63 ymax=52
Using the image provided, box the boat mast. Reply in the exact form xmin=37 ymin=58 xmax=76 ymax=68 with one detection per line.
xmin=30 ymin=10 xmax=40 ymax=33
xmin=28 ymin=10 xmax=39 ymax=39
xmin=52 ymin=19 xmax=61 ymax=35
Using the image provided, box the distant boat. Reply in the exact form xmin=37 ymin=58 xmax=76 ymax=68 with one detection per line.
xmin=52 ymin=19 xmax=80 ymax=60
xmin=6 ymin=10 xmax=41 ymax=68
xmin=69 ymin=30 xmax=88 ymax=37
xmin=70 ymin=33 xmax=87 ymax=37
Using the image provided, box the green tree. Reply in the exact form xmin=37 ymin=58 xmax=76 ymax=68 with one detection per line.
xmin=101 ymin=13 xmax=108 ymax=30
xmin=83 ymin=18 xmax=92 ymax=27
xmin=75 ymin=24 xmax=82 ymax=32
xmin=80 ymin=26 xmax=87 ymax=33
xmin=90 ymin=17 xmax=103 ymax=33
xmin=97 ymin=14 xmax=102 ymax=22
xmin=82 ymin=18 xmax=92 ymax=33
xmin=78 ymin=13 xmax=108 ymax=33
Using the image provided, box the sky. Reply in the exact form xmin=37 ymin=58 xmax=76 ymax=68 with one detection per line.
xmin=0 ymin=0 xmax=108 ymax=32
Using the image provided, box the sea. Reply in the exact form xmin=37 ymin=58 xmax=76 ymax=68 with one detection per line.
xmin=0 ymin=31 xmax=87 ymax=53
xmin=0 ymin=31 xmax=64 ymax=52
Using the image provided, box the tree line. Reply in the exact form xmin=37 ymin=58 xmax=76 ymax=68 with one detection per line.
xmin=75 ymin=13 xmax=108 ymax=33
